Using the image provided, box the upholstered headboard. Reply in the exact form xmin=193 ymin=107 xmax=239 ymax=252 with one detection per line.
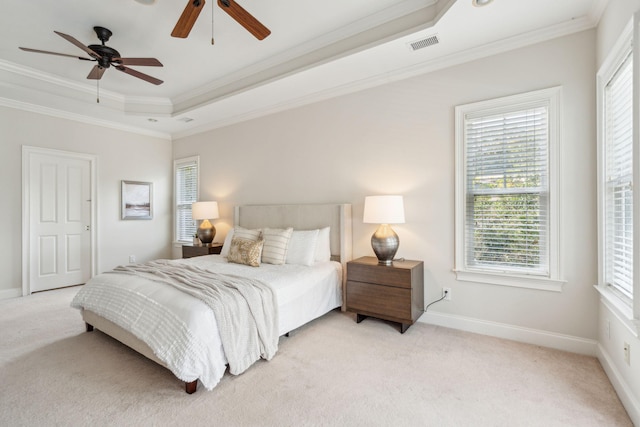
xmin=234 ymin=203 xmax=353 ymax=265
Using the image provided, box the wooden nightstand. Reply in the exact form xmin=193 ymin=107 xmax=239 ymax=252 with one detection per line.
xmin=346 ymin=256 xmax=424 ymax=333
xmin=182 ymin=242 xmax=223 ymax=259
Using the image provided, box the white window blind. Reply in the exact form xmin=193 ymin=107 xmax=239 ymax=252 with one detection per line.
xmin=604 ymin=52 xmax=633 ymax=298
xmin=174 ymin=157 xmax=199 ymax=243
xmin=464 ymin=106 xmax=549 ymax=275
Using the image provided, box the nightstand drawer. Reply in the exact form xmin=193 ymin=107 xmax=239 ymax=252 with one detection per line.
xmin=347 ymin=262 xmax=412 ymax=288
xmin=346 ymin=281 xmax=411 ymax=321
xmin=182 ymin=243 xmax=223 ymax=258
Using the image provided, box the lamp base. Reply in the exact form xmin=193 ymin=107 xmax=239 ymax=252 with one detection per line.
xmin=197 ymin=219 xmax=216 ymax=245
xmin=371 ymin=224 xmax=399 ymax=265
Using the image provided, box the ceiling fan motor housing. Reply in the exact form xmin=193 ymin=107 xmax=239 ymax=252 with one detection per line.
xmin=88 ymin=45 xmax=120 ymax=68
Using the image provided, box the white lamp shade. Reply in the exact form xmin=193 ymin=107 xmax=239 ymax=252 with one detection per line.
xmin=363 ymin=195 xmax=405 ymax=224
xmin=191 ymin=201 xmax=219 ymax=220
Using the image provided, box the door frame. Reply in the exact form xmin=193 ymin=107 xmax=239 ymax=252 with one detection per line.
xmin=22 ymin=146 xmax=98 ymax=296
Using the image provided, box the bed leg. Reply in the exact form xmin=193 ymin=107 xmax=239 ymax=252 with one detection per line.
xmin=85 ymin=323 xmax=94 ymax=332
xmin=185 ymin=380 xmax=197 ymax=394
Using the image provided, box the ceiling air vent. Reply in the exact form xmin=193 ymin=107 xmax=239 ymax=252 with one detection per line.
xmin=408 ymin=35 xmax=439 ymax=51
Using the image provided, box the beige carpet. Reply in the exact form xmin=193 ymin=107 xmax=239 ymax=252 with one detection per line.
xmin=0 ymin=287 xmax=632 ymax=426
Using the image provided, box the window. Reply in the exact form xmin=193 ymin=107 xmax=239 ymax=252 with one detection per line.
xmin=603 ymin=52 xmax=633 ymax=300
xmin=454 ymin=87 xmax=562 ymax=291
xmin=597 ymin=17 xmax=636 ymax=315
xmin=174 ymin=156 xmax=199 ymax=243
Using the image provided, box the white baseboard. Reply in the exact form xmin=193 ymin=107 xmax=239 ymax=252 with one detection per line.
xmin=419 ymin=311 xmax=598 ymax=356
xmin=0 ymin=287 xmax=22 ymax=300
xmin=597 ymin=343 xmax=640 ymax=425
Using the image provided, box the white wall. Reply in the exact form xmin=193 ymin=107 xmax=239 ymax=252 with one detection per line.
xmin=0 ymin=107 xmax=173 ymax=298
xmin=174 ymin=29 xmax=598 ymax=345
xmin=596 ymin=0 xmax=640 ymax=424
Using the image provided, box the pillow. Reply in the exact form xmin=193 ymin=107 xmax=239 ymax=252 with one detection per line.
xmin=227 ymin=237 xmax=264 ymax=267
xmin=220 ymin=228 xmax=235 ymax=257
xmin=261 ymin=227 xmax=293 ymax=265
xmin=286 ymin=229 xmax=319 ymax=266
xmin=234 ymin=226 xmax=262 ymax=241
xmin=314 ymin=226 xmax=331 ymax=263
xmin=221 ymin=227 xmax=261 ymax=257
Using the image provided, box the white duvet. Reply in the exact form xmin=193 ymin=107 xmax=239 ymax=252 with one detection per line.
xmin=71 ymin=256 xmax=342 ymax=390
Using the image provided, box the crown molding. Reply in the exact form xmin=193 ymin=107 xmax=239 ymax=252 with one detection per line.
xmin=0 ymin=1 xmax=600 ymax=141
xmin=0 ymin=96 xmax=171 ymax=140
xmin=171 ymin=0 xmax=442 ymax=109
xmin=171 ymin=13 xmax=597 ymax=139
xmin=0 ymin=59 xmax=123 ymax=102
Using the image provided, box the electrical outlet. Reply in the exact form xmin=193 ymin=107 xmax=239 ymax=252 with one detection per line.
xmin=624 ymin=342 xmax=631 ymax=366
xmin=129 ymin=255 xmax=136 ymax=263
xmin=443 ymin=287 xmax=452 ymax=301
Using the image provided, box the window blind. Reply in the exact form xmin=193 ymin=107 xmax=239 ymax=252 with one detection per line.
xmin=465 ymin=106 xmax=549 ymax=274
xmin=175 ymin=159 xmax=198 ymax=242
xmin=605 ymin=52 xmax=633 ymax=298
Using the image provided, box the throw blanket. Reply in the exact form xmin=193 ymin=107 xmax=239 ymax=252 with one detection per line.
xmin=111 ymin=260 xmax=278 ymax=375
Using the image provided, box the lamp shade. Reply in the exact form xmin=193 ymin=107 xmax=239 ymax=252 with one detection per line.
xmin=363 ymin=195 xmax=405 ymax=224
xmin=191 ymin=201 xmax=219 ymax=220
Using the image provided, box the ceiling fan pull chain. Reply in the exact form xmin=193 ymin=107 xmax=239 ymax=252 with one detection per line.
xmin=211 ymin=0 xmax=215 ymax=45
xmin=96 ymin=79 xmax=100 ymax=104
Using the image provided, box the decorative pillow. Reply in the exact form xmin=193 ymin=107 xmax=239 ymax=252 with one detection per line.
xmin=221 ymin=227 xmax=261 ymax=257
xmin=261 ymin=227 xmax=293 ymax=265
xmin=314 ymin=226 xmax=331 ymax=263
xmin=227 ymin=237 xmax=264 ymax=267
xmin=286 ymin=229 xmax=319 ymax=266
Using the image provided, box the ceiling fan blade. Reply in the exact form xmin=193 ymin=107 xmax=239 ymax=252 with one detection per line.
xmin=19 ymin=47 xmax=93 ymax=61
xmin=54 ymin=31 xmax=101 ymax=59
xmin=172 ymin=0 xmax=206 ymax=38
xmin=116 ymin=65 xmax=163 ymax=85
xmin=113 ymin=57 xmax=163 ymax=67
xmin=217 ymin=0 xmax=270 ymax=40
xmin=87 ymin=65 xmax=106 ymax=80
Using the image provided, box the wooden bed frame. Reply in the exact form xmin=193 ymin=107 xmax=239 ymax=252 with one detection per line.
xmin=81 ymin=203 xmax=352 ymax=394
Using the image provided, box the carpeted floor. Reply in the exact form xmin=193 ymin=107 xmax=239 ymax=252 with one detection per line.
xmin=0 ymin=287 xmax=632 ymax=426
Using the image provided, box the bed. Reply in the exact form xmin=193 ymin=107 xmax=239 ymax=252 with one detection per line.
xmin=71 ymin=203 xmax=353 ymax=393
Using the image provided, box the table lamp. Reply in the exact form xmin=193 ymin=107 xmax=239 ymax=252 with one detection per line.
xmin=363 ymin=195 xmax=405 ymax=265
xmin=191 ymin=201 xmax=219 ymax=245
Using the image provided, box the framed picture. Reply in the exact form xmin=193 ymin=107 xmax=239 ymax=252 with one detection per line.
xmin=121 ymin=180 xmax=153 ymax=220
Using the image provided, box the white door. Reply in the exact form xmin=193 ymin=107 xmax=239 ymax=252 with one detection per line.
xmin=28 ymin=151 xmax=92 ymax=292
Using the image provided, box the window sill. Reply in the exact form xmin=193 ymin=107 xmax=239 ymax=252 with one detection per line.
xmin=453 ymin=269 xmax=565 ymax=292
xmin=594 ymin=284 xmax=639 ymax=337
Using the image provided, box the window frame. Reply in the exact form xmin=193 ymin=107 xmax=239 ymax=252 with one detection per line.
xmin=454 ymin=87 xmax=564 ymax=291
xmin=596 ymin=15 xmax=640 ymax=332
xmin=173 ymin=155 xmax=200 ymax=245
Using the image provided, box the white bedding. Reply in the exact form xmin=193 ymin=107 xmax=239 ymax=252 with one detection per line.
xmin=71 ymin=255 xmax=342 ymax=390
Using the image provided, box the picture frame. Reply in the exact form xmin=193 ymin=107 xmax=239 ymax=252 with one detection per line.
xmin=121 ymin=180 xmax=153 ymax=220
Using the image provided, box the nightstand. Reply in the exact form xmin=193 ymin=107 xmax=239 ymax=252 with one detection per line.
xmin=346 ymin=256 xmax=424 ymax=333
xmin=182 ymin=242 xmax=223 ymax=258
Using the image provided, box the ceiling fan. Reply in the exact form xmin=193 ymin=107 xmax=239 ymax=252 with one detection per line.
xmin=19 ymin=26 xmax=163 ymax=85
xmin=172 ymin=0 xmax=270 ymax=40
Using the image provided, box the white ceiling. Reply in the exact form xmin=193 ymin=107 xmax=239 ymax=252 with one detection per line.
xmin=0 ymin=0 xmax=604 ymax=139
